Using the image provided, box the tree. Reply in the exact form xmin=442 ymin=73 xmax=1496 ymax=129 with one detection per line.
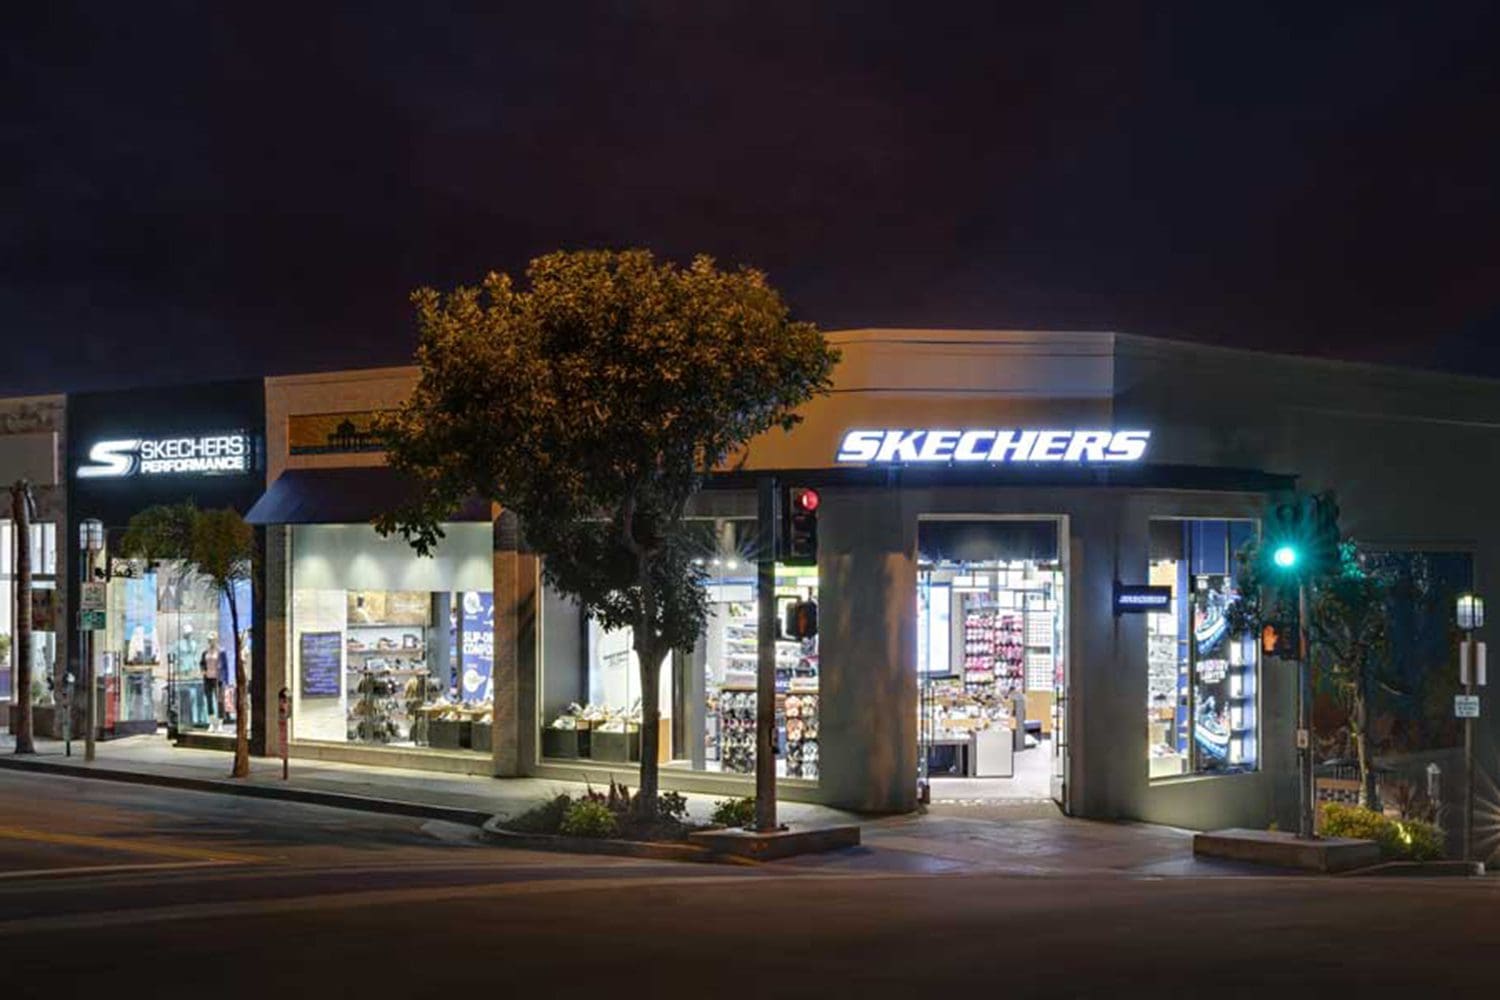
xmin=121 ymin=503 xmax=255 ymax=778
xmin=378 ymin=249 xmax=839 ymax=814
xmin=1231 ymin=536 xmax=1393 ymax=808
xmin=9 ymin=481 xmax=36 ymax=754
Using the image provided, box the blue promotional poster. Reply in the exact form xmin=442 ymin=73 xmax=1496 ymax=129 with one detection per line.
xmin=461 ymin=592 xmax=494 ymax=703
xmin=123 ymin=572 xmax=159 ymax=665
xmin=218 ymin=578 xmax=253 ymax=690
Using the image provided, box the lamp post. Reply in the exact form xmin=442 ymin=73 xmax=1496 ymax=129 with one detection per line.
xmin=1456 ymin=592 xmax=1484 ymax=864
xmin=79 ymin=518 xmax=104 ymax=762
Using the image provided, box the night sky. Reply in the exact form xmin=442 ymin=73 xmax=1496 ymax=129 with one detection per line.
xmin=5 ymin=2 xmax=1498 ymax=394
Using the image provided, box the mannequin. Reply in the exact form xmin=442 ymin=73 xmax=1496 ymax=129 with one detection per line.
xmin=200 ymin=635 xmax=224 ymax=730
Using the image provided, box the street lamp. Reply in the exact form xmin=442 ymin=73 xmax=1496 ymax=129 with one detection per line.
xmin=1456 ymin=592 xmax=1484 ymax=631
xmin=79 ymin=519 xmax=104 ymax=762
xmin=1455 ymin=591 xmax=1484 ymax=865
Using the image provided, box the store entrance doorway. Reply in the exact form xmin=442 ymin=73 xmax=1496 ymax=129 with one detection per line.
xmin=916 ymin=517 xmax=1066 ymax=805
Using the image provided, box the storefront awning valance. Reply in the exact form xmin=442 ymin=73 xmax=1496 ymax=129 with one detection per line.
xmin=245 ymin=467 xmax=492 ymax=525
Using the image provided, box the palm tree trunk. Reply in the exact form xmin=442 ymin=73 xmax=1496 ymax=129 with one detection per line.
xmin=228 ymin=589 xmax=249 ymax=778
xmin=11 ymin=483 xmax=34 ymax=754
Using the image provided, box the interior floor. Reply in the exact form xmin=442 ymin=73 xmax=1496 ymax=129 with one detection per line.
xmin=926 ymin=740 xmax=1055 ymax=802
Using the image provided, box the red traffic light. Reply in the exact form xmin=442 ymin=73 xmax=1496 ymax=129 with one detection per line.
xmin=795 ymin=488 xmax=820 ymax=512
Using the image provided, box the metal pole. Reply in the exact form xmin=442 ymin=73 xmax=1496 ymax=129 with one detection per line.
xmin=755 ymin=476 xmax=779 ymax=833
xmin=84 ymin=546 xmax=96 ymax=762
xmin=1298 ymin=583 xmax=1314 ymax=839
xmin=1464 ymin=628 xmax=1474 ymax=864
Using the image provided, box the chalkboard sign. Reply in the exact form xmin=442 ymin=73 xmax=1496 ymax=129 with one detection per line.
xmin=300 ymin=631 xmax=342 ymax=698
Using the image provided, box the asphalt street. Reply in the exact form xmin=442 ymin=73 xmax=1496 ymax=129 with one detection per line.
xmin=0 ymin=770 xmax=1495 ymax=999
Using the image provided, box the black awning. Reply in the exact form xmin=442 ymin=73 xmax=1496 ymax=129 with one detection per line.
xmin=245 ymin=466 xmax=492 ymax=525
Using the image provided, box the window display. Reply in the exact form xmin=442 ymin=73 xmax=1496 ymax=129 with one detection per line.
xmin=289 ymin=523 xmax=492 ymax=754
xmin=916 ymin=518 xmax=1064 ymax=795
xmin=1146 ymin=518 xmax=1258 ymax=778
xmin=0 ymin=520 xmax=58 ymax=703
xmin=98 ymin=558 xmax=249 ymax=737
xmin=539 ymin=516 xmax=821 ymax=780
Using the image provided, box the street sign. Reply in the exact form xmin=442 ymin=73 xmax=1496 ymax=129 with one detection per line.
xmin=1454 ymin=694 xmax=1480 ymax=719
xmin=80 ymin=581 xmax=107 ymax=612
xmin=79 ymin=609 xmax=106 ymax=631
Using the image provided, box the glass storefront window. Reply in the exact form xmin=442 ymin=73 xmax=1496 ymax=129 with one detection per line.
xmin=1 ymin=520 xmax=60 ymax=704
xmin=289 ymin=523 xmax=492 ymax=753
xmin=100 ymin=557 xmax=251 ymax=735
xmin=1147 ymin=518 xmax=1258 ymax=779
xmin=539 ymin=517 xmax=821 ymax=780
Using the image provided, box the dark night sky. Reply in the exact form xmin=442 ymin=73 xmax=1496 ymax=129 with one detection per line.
xmin=4 ymin=2 xmax=1498 ymax=394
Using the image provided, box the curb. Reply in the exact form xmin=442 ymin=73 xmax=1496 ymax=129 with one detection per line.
xmin=1338 ymin=859 xmax=1487 ymax=878
xmin=0 ymin=754 xmax=495 ymax=828
xmin=480 ymin=816 xmax=754 ymax=865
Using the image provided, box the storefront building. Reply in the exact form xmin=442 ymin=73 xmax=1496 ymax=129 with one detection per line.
xmin=65 ymin=381 xmax=267 ymax=747
xmin=0 ymin=394 xmax=65 ymax=727
xmin=243 ymin=329 xmax=1500 ymax=838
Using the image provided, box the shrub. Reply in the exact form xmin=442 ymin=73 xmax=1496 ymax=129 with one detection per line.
xmin=1394 ymin=818 xmax=1444 ymax=862
xmin=559 ymin=799 xmax=619 ymax=839
xmin=504 ymin=793 xmax=572 ymax=834
xmin=711 ymin=796 xmax=757 ymax=828
xmin=658 ymin=790 xmax=690 ymax=822
xmin=1321 ymin=803 xmax=1444 ymax=861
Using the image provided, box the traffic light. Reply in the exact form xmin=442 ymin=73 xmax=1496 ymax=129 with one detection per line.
xmin=1306 ymin=492 xmax=1341 ymax=577
xmin=784 ymin=599 xmax=818 ymax=640
xmin=1264 ymin=500 xmax=1303 ymax=579
xmin=781 ymin=486 xmax=819 ymax=565
xmin=1262 ymin=492 xmax=1341 ymax=581
xmin=1261 ymin=621 xmax=1297 ymax=658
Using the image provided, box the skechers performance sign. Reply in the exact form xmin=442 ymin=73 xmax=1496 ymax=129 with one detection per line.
xmin=76 ymin=433 xmax=253 ymax=479
xmin=834 ymin=428 xmax=1151 ymax=464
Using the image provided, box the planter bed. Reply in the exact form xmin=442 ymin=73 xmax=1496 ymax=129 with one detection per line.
xmin=480 ymin=816 xmax=749 ymax=865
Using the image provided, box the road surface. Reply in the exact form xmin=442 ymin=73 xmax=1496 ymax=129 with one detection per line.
xmin=0 ymin=770 xmax=1494 ymax=998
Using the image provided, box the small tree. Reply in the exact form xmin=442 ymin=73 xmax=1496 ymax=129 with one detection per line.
xmin=379 ymin=249 xmax=839 ymax=813
xmin=1231 ymin=536 xmax=1393 ymax=808
xmin=121 ymin=503 xmax=255 ymax=778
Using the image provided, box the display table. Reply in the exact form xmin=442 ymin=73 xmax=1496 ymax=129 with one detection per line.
xmin=928 ymin=729 xmax=1015 ymax=778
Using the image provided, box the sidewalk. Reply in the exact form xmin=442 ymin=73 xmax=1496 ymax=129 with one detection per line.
xmin=0 ymin=734 xmax=853 ymax=829
xmin=0 ymin=734 xmax=1246 ymax=875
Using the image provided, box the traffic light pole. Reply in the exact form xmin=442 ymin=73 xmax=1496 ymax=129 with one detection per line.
xmin=755 ymin=475 xmax=780 ymax=833
xmin=1297 ymin=583 xmax=1314 ymax=839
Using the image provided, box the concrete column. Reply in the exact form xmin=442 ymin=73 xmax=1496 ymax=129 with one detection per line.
xmin=492 ymin=511 xmax=536 ymax=775
xmin=819 ymin=486 xmax=918 ymax=813
xmin=261 ymin=525 xmax=288 ymax=758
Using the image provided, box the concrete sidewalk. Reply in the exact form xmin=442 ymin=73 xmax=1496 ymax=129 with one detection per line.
xmin=0 ymin=734 xmax=852 ymax=829
xmin=0 ymin=734 xmax=1257 ymax=876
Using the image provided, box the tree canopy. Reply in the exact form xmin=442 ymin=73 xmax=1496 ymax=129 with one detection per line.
xmin=378 ymin=249 xmax=839 ymax=806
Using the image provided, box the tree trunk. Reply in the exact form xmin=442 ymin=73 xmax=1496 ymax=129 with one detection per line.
xmin=228 ymin=588 xmax=249 ymax=778
xmin=11 ymin=483 xmax=34 ymax=754
xmin=633 ymin=549 xmax=661 ymax=816
xmin=635 ymin=635 xmax=664 ymax=814
xmin=1351 ymin=683 xmax=1375 ymax=810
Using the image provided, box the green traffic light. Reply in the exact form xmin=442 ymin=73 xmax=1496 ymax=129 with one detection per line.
xmin=1273 ymin=545 xmax=1298 ymax=569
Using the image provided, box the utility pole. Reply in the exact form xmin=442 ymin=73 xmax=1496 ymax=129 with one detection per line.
xmin=755 ymin=475 xmax=779 ymax=833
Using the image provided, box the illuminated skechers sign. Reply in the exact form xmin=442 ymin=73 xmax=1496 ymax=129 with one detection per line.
xmin=834 ymin=429 xmax=1151 ymax=464
xmin=76 ymin=433 xmax=253 ymax=479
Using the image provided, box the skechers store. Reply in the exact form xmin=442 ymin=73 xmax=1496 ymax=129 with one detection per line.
xmin=65 ymin=381 xmax=267 ymax=748
xmin=538 ymin=329 xmax=1499 ymax=837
